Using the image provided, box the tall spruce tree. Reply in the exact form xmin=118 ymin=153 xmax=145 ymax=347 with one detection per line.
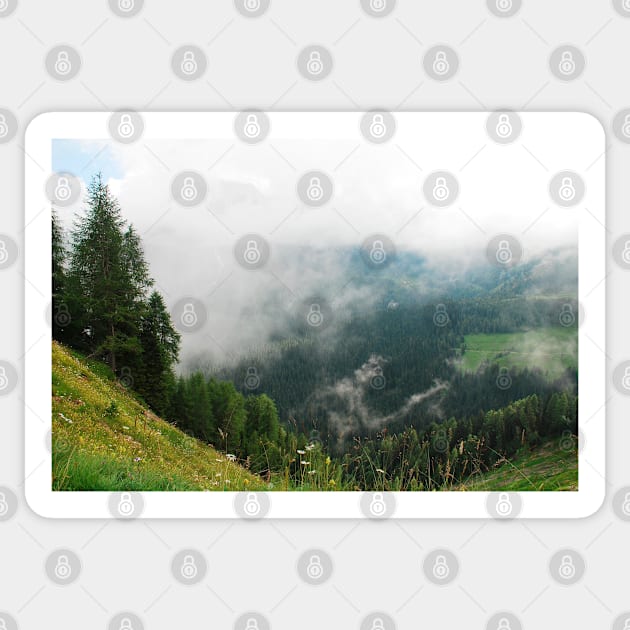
xmin=136 ymin=291 xmax=181 ymax=415
xmin=67 ymin=174 xmax=152 ymax=373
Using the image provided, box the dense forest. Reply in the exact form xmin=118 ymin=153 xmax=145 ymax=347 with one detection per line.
xmin=52 ymin=174 xmax=578 ymax=490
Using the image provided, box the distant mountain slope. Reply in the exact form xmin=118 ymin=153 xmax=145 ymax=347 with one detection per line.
xmin=52 ymin=342 xmax=267 ymax=491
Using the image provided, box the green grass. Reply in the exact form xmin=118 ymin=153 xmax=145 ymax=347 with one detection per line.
xmin=459 ymin=327 xmax=577 ymax=378
xmin=52 ymin=342 xmax=268 ymax=491
xmin=457 ymin=440 xmax=578 ymax=491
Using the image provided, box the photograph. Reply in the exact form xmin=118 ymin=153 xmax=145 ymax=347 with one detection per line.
xmin=50 ymin=123 xmax=578 ymax=493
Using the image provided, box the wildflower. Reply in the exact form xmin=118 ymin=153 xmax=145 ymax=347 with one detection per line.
xmin=243 ymin=479 xmax=250 ymax=485
xmin=328 ymin=479 xmax=336 ymax=487
xmin=297 ymin=449 xmax=306 ymax=455
xmin=226 ymin=454 xmax=236 ymax=462
xmin=215 ymin=473 xmax=222 ymax=477
xmin=133 ymin=457 xmax=141 ymax=462
xmin=325 ymin=456 xmax=331 ymax=466
xmin=308 ymin=470 xmax=317 ymax=475
xmin=300 ymin=460 xmax=310 ymax=466
xmin=376 ymin=468 xmax=385 ymax=474
xmin=305 ymin=444 xmax=315 ymax=451
xmin=123 ymin=426 xmax=130 ymax=430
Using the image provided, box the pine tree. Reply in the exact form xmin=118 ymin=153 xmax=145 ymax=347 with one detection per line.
xmin=136 ymin=291 xmax=181 ymax=416
xmin=67 ymin=174 xmax=150 ymax=374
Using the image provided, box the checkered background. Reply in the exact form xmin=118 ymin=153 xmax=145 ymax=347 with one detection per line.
xmin=0 ymin=1 xmax=628 ymax=628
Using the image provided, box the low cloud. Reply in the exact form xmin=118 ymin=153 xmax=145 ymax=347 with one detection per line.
xmin=319 ymin=354 xmax=449 ymax=441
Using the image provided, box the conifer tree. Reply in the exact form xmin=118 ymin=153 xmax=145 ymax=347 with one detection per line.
xmin=136 ymin=291 xmax=180 ymax=415
xmin=67 ymin=174 xmax=151 ymax=373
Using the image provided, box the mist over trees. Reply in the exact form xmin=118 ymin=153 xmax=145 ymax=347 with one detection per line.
xmin=52 ymin=174 xmax=578 ymax=489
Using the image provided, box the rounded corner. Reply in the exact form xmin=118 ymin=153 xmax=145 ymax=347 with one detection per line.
xmin=23 ymin=484 xmax=55 ymax=520
xmin=24 ymin=111 xmax=56 ymax=145
xmin=573 ymin=111 xmax=607 ymax=147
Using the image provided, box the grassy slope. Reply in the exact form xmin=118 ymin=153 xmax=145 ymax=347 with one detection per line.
xmin=52 ymin=342 xmax=268 ymax=491
xmin=459 ymin=327 xmax=577 ymax=377
xmin=457 ymin=441 xmax=578 ymax=491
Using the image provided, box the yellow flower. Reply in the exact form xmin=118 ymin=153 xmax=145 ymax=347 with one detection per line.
xmin=328 ymin=479 xmax=336 ymax=487
xmin=243 ymin=478 xmax=250 ymax=485
xmin=325 ymin=456 xmax=331 ymax=466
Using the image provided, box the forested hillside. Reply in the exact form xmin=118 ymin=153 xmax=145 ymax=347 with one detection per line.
xmin=51 ymin=174 xmax=578 ymax=491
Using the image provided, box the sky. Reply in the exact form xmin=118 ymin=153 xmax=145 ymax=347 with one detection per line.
xmin=52 ymin=130 xmax=579 ymax=368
